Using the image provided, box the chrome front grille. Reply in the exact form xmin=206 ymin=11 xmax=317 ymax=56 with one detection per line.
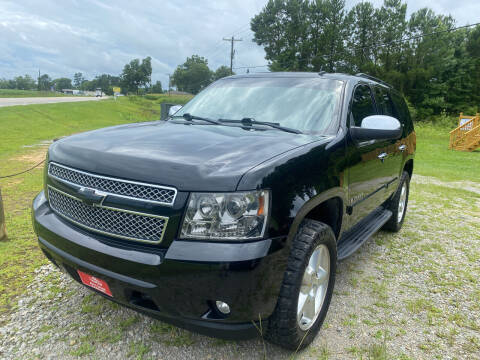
xmin=48 ymin=186 xmax=168 ymax=244
xmin=48 ymin=162 xmax=177 ymax=205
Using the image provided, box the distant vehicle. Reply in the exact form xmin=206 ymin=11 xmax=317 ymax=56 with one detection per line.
xmin=95 ymin=88 xmax=102 ymax=97
xmin=33 ymin=72 xmax=415 ymax=350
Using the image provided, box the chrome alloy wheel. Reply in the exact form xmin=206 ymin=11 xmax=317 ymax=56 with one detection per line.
xmin=297 ymin=244 xmax=330 ymax=331
xmin=397 ymin=182 xmax=407 ymax=223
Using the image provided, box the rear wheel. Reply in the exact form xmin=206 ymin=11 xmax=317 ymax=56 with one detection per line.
xmin=265 ymin=219 xmax=337 ymax=350
xmin=383 ymin=171 xmax=410 ymax=232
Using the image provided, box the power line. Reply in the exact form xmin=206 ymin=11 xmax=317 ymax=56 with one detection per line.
xmin=202 ymin=22 xmax=251 ymax=62
xmin=227 ymin=22 xmax=251 ymax=37
xmin=359 ymin=21 xmax=480 ymax=51
xmin=232 ymin=25 xmax=253 ymax=38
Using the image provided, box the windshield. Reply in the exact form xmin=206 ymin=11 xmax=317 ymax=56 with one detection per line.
xmin=174 ymin=77 xmax=343 ymax=134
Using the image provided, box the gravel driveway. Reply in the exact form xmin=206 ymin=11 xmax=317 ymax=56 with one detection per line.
xmin=0 ymin=97 xmax=108 ymax=107
xmin=0 ymin=176 xmax=479 ymax=359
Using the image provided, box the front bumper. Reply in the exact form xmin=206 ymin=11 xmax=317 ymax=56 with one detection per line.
xmin=32 ymin=191 xmax=287 ymax=339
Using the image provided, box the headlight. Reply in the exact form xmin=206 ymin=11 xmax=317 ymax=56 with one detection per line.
xmin=180 ymin=190 xmax=269 ymax=240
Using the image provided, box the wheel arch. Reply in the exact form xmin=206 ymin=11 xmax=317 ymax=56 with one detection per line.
xmin=286 ymin=188 xmax=346 ymax=247
xmin=403 ymin=159 xmax=414 ymax=179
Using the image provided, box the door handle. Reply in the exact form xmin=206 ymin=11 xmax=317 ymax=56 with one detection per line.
xmin=398 ymin=144 xmax=407 ymax=152
xmin=378 ymin=152 xmax=388 ymax=163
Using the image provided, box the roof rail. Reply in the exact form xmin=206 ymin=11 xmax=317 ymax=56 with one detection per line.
xmin=355 ymin=73 xmax=392 ymax=87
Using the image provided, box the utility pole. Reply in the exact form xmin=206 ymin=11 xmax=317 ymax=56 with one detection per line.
xmin=223 ymin=36 xmax=242 ymax=74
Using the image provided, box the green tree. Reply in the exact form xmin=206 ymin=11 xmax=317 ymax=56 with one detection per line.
xmin=37 ymin=74 xmax=52 ymax=91
xmin=403 ymin=9 xmax=456 ymax=116
xmin=53 ymin=77 xmax=72 ymax=91
xmin=94 ymin=74 xmax=121 ymax=95
xmin=376 ymin=0 xmax=407 ymax=72
xmin=171 ymin=55 xmax=213 ymax=94
xmin=73 ymin=72 xmax=85 ymax=88
xmin=250 ymin=0 xmax=478 ymax=119
xmin=120 ymin=57 xmax=152 ymax=94
xmin=14 ymin=75 xmax=36 ymax=90
xmin=150 ymin=80 xmax=163 ymax=93
xmin=79 ymin=80 xmax=95 ymax=91
xmin=251 ymin=0 xmax=349 ymax=72
xmin=140 ymin=56 xmax=152 ymax=88
xmin=311 ymin=0 xmax=349 ymax=72
xmin=466 ymin=25 xmax=480 ymax=107
xmin=213 ymin=66 xmax=233 ymax=80
xmin=345 ymin=2 xmax=377 ymax=72
xmin=251 ymin=0 xmax=310 ymax=71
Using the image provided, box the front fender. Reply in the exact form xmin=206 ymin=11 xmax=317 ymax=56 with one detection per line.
xmin=284 ymin=187 xmax=347 ymax=250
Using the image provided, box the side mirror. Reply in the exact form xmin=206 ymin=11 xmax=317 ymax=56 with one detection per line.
xmin=350 ymin=115 xmax=402 ymax=141
xmin=168 ymin=105 xmax=182 ymax=116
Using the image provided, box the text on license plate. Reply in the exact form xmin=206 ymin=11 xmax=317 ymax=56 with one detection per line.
xmin=77 ymin=270 xmax=113 ymax=297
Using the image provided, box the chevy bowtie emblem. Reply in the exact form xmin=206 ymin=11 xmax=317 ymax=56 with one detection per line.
xmin=76 ymin=187 xmax=107 ymax=206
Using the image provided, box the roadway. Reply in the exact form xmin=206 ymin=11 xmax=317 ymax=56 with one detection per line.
xmin=0 ymin=96 xmax=108 ymax=107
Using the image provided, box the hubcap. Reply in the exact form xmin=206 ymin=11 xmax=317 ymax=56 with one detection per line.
xmin=297 ymin=244 xmax=330 ymax=331
xmin=397 ymin=182 xmax=407 ymax=223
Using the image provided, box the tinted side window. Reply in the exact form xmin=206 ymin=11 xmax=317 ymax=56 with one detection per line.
xmin=391 ymin=92 xmax=412 ymax=125
xmin=374 ymin=87 xmax=395 ymax=117
xmin=391 ymin=91 xmax=414 ymax=134
xmin=351 ymin=85 xmax=376 ymax=127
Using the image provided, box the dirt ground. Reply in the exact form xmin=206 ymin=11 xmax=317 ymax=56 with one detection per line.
xmin=0 ymin=176 xmax=479 ymax=360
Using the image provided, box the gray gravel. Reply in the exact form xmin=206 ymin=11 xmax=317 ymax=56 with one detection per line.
xmin=0 ymin=177 xmax=479 ymax=359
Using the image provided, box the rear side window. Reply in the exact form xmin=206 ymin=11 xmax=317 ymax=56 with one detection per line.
xmin=374 ymin=87 xmax=395 ymax=117
xmin=351 ymin=85 xmax=376 ymax=127
xmin=390 ymin=92 xmax=413 ymax=131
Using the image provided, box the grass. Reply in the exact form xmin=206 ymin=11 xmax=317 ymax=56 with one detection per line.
xmin=0 ymin=94 xmax=192 ymax=315
xmin=69 ymin=342 xmax=95 ymax=357
xmin=0 ymin=89 xmax=67 ymax=98
xmin=119 ymin=316 xmax=140 ymax=331
xmin=0 ymin=95 xmax=187 ymax=159
xmin=414 ymin=121 xmax=480 ymax=182
xmin=0 ymin=102 xmax=478 ymax=358
xmin=127 ymin=341 xmax=151 ymax=360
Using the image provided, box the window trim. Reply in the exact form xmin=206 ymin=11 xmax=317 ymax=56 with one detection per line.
xmin=348 ymin=82 xmax=378 ymax=128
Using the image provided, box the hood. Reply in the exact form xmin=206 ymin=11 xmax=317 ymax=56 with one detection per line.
xmin=49 ymin=121 xmax=322 ymax=191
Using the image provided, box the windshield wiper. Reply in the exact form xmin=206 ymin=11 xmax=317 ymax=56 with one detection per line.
xmin=172 ymin=113 xmax=221 ymax=125
xmin=218 ymin=117 xmax=302 ymax=134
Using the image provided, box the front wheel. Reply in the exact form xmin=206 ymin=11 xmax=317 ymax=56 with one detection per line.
xmin=265 ymin=219 xmax=337 ymax=350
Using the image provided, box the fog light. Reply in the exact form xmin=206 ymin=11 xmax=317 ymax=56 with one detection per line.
xmin=215 ymin=300 xmax=231 ymax=315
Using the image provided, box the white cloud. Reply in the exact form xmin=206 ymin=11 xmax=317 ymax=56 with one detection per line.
xmin=0 ymin=0 xmax=267 ymax=87
xmin=0 ymin=0 xmax=478 ymax=88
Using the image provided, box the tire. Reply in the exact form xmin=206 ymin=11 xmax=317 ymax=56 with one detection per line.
xmin=265 ymin=219 xmax=337 ymax=350
xmin=382 ymin=171 xmax=410 ymax=232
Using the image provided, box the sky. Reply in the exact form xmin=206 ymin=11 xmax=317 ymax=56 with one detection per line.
xmin=0 ymin=0 xmax=479 ymax=89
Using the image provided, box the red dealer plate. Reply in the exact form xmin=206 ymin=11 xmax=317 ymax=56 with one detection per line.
xmin=77 ymin=270 xmax=113 ymax=297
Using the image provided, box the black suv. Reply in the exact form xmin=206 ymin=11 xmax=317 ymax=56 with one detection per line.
xmin=32 ymin=72 xmax=415 ymax=350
